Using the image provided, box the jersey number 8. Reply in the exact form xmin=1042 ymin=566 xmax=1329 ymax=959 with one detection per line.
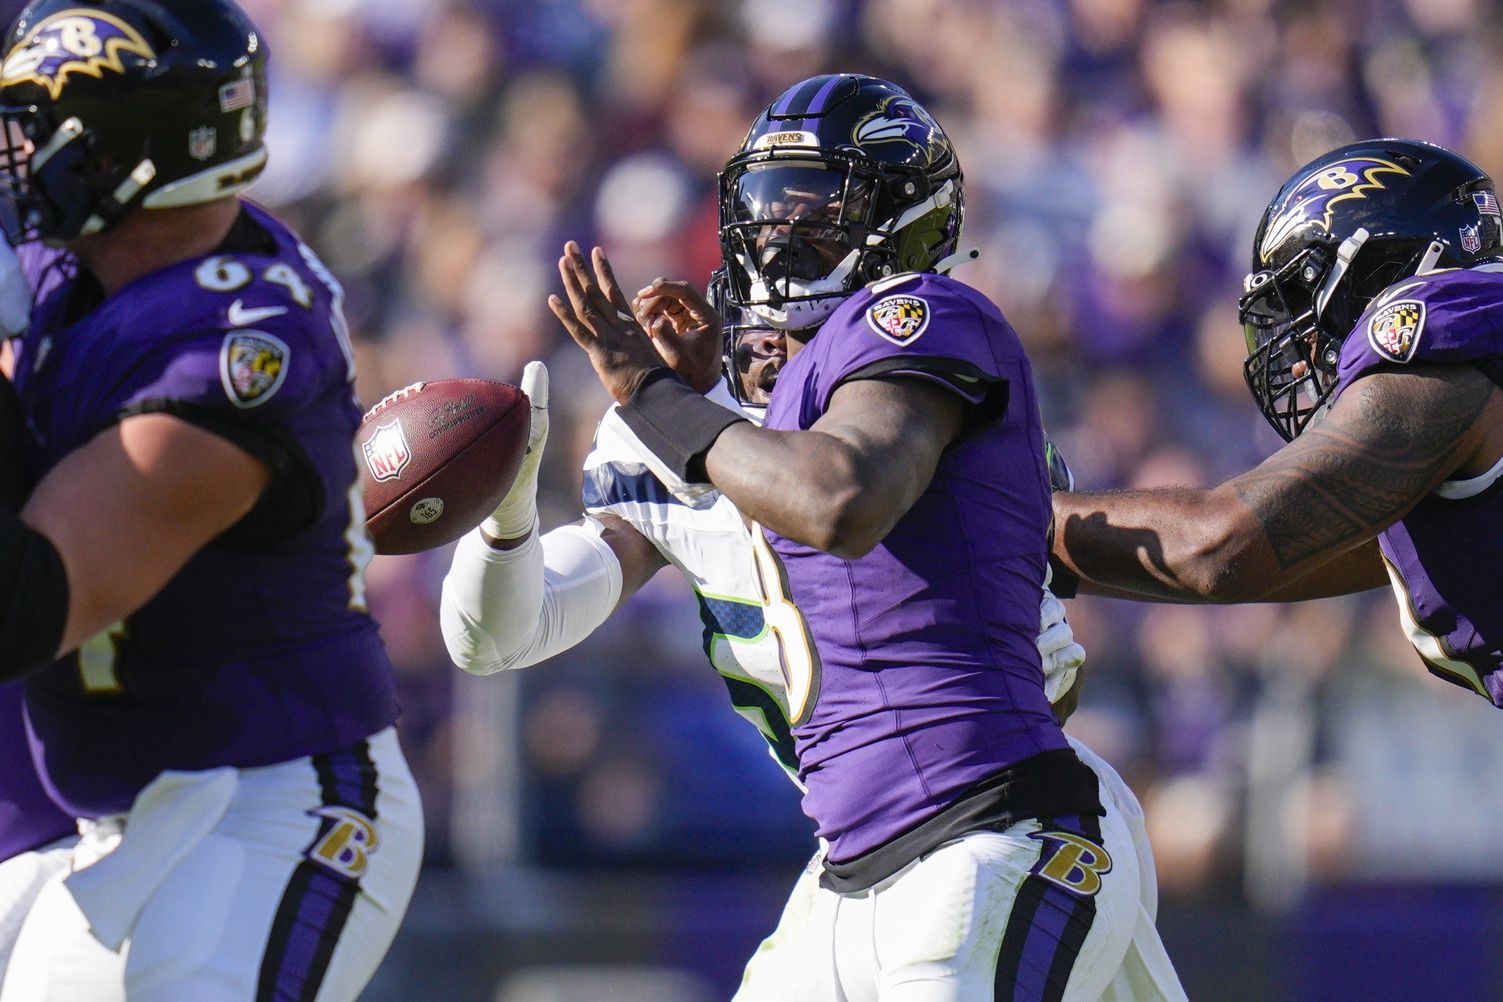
xmin=749 ymin=525 xmax=821 ymax=725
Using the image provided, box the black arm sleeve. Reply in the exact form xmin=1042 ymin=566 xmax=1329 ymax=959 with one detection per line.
xmin=1044 ymin=440 xmax=1081 ymax=598
xmin=0 ymin=506 xmax=68 ymax=681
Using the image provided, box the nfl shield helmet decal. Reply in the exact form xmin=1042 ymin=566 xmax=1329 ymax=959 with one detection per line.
xmin=1461 ymin=223 xmax=1482 ymax=255
xmin=188 ymin=126 xmax=217 ymax=161
xmin=1367 ymin=299 xmax=1426 ymax=363
xmin=362 ymin=420 xmax=411 ymax=482
xmin=220 ymin=330 xmax=289 ymax=408
xmin=866 ymin=294 xmax=931 ymax=345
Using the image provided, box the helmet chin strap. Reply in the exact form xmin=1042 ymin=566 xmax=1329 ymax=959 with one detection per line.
xmin=141 ymin=148 xmax=267 ymax=208
xmin=890 ymin=179 xmax=955 ymax=232
xmin=1415 ymin=239 xmax=1448 ymax=275
xmin=935 ymin=247 xmax=979 ymax=274
xmin=80 ymin=159 xmax=157 ymax=236
xmin=1314 ymin=226 xmax=1369 ymax=320
xmin=748 ymin=296 xmax=842 ymax=329
xmin=29 ymin=118 xmax=84 ymax=174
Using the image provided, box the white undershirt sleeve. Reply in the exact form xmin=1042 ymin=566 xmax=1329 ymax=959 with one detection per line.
xmin=440 ymin=518 xmax=624 ymax=675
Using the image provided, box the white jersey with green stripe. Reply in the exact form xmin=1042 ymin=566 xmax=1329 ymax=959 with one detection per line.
xmin=582 ymin=391 xmax=802 ymax=785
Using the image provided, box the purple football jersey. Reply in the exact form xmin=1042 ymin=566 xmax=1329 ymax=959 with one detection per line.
xmin=0 ymin=683 xmax=73 ymax=859
xmin=12 ymin=202 xmax=397 ymax=817
xmin=762 ymin=272 xmax=1068 ymax=862
xmin=1334 ymin=266 xmax=1503 ymax=706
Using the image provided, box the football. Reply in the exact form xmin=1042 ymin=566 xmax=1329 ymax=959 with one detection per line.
xmin=358 ymin=378 xmax=530 ymax=555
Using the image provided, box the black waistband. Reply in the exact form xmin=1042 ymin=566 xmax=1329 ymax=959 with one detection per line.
xmin=818 ymin=748 xmax=1103 ymax=893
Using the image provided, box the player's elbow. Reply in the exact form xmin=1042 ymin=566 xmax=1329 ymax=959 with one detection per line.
xmin=439 ymin=601 xmax=532 ymax=675
xmin=823 ymin=509 xmax=888 ymax=559
xmin=810 ymin=485 xmax=894 ymax=559
xmin=447 ymin=634 xmax=538 ymax=675
xmin=776 ymin=447 xmax=902 ymax=557
xmin=442 ymin=626 xmax=507 ymax=676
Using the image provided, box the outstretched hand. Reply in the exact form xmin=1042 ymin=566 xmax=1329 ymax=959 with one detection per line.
xmin=633 ymin=278 xmax=723 ymax=394
xmin=547 ymin=242 xmax=668 ymax=405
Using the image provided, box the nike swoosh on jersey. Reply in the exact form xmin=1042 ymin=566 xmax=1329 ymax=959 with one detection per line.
xmin=227 ymin=300 xmax=290 ymax=326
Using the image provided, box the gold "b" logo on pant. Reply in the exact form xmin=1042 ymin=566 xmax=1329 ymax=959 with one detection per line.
xmin=307 ymin=806 xmax=380 ymax=880
xmin=1029 ymin=830 xmax=1113 ymax=897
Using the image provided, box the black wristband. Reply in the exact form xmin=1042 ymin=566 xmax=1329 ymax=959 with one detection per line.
xmin=617 ymin=368 xmax=749 ymax=483
xmin=0 ymin=506 xmax=68 ymax=682
xmin=1047 ymin=553 xmax=1081 ymax=599
xmin=1044 ymin=440 xmax=1078 ymax=596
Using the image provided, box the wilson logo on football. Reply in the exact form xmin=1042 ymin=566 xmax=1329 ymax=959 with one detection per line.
xmin=866 ymin=293 xmax=930 ymax=345
xmin=0 ymin=10 xmax=155 ymax=100
xmin=362 ymin=419 xmax=412 ymax=482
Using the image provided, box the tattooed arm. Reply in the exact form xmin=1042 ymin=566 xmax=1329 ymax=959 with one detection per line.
xmin=1051 ymin=363 xmax=1498 ymax=602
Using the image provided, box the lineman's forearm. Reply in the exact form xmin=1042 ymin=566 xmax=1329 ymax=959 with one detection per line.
xmin=1052 ymin=486 xmax=1274 ymax=602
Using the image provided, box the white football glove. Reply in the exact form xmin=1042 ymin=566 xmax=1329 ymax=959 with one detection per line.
xmin=0 ymin=237 xmax=31 ymax=338
xmin=1037 ymin=582 xmax=1086 ymax=704
xmin=483 ymin=360 xmax=550 ymax=540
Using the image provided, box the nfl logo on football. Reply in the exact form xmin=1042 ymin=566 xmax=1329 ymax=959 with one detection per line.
xmin=363 ymin=420 xmax=412 ymax=482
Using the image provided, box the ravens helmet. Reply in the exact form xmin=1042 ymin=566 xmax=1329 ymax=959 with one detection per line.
xmin=0 ymin=0 xmax=269 ymax=243
xmin=1240 ymin=138 xmax=1503 ymax=441
xmin=718 ymin=74 xmax=964 ymax=332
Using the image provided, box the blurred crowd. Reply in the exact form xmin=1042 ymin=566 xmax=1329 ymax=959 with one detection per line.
xmin=39 ymin=0 xmax=1503 ymax=901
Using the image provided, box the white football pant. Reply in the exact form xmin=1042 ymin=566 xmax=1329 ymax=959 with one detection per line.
xmin=1 ymin=726 xmax=422 ymax=1002
xmin=734 ymin=737 xmax=1186 ymax=1002
xmin=0 ymin=835 xmax=81 ymax=989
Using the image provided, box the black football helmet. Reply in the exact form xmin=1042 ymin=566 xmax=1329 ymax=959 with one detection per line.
xmin=708 ymin=266 xmax=778 ymax=408
xmin=1240 ymin=138 xmax=1503 ymax=441
xmin=718 ymin=74 xmax=964 ymax=331
xmin=0 ymin=0 xmax=269 ymax=243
